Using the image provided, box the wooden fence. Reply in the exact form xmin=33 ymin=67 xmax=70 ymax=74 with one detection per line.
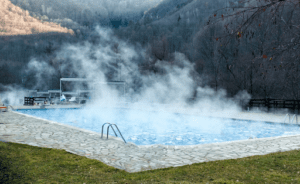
xmin=242 ymin=99 xmax=300 ymax=113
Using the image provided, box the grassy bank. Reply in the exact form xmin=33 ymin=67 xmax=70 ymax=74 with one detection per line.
xmin=1 ymin=141 xmax=300 ymax=184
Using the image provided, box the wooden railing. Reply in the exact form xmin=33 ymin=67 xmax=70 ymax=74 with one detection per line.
xmin=188 ymin=97 xmax=300 ymax=113
xmin=244 ymin=98 xmax=300 ymax=113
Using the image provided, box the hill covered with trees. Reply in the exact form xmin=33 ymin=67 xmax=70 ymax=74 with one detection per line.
xmin=0 ymin=0 xmax=299 ymax=101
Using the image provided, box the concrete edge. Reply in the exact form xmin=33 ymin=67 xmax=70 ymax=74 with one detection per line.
xmin=10 ymin=111 xmax=129 ymax=145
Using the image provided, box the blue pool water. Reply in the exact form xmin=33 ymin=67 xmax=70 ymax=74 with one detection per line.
xmin=17 ymin=108 xmax=300 ymax=146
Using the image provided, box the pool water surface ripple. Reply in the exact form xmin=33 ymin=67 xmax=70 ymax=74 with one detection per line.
xmin=17 ymin=108 xmax=300 ymax=145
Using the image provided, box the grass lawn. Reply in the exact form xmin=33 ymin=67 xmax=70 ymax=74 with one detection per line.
xmin=1 ymin=141 xmax=300 ymax=184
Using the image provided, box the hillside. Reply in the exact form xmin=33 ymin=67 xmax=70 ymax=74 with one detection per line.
xmin=141 ymin=0 xmax=193 ymax=23
xmin=0 ymin=0 xmax=74 ymax=36
xmin=0 ymin=0 xmax=299 ymax=101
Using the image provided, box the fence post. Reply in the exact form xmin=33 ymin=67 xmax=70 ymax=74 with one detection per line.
xmin=297 ymin=100 xmax=299 ymax=114
xmin=266 ymin=98 xmax=270 ymax=112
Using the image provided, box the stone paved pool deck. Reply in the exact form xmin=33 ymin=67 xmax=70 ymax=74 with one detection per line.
xmin=0 ymin=105 xmax=300 ymax=173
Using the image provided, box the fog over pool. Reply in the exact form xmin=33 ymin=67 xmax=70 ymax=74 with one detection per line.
xmin=17 ymin=108 xmax=300 ymax=145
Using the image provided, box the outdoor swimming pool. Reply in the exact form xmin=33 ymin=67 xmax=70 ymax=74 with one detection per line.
xmin=17 ymin=108 xmax=300 ymax=145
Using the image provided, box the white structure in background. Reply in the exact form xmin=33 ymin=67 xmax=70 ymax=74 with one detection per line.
xmin=60 ymin=78 xmax=94 ymax=102
xmin=48 ymin=90 xmax=61 ymax=99
xmin=37 ymin=91 xmax=49 ymax=98
xmin=59 ymin=78 xmax=126 ymax=102
xmin=94 ymin=81 xmax=126 ymax=96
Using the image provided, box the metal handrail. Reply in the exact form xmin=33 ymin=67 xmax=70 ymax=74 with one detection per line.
xmin=101 ymin=122 xmax=126 ymax=143
xmin=107 ymin=124 xmax=126 ymax=143
xmin=101 ymin=123 xmax=117 ymax=138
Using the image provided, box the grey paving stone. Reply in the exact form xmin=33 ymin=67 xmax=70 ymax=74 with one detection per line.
xmin=2 ymin=110 xmax=300 ymax=172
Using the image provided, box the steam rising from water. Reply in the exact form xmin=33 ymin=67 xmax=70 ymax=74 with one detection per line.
xmin=1 ymin=25 xmax=249 ymax=121
xmin=59 ymin=26 xmax=245 ymax=116
xmin=0 ymin=84 xmax=26 ymax=106
xmin=25 ymin=59 xmax=56 ymax=90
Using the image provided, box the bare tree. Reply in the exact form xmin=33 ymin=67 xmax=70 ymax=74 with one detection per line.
xmin=193 ymin=23 xmax=227 ymax=91
xmin=204 ymin=0 xmax=300 ymax=99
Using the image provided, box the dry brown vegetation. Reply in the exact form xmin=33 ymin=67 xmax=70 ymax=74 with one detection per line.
xmin=0 ymin=0 xmax=74 ymax=36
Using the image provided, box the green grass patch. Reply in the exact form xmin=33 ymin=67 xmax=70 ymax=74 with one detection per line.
xmin=1 ymin=141 xmax=300 ymax=183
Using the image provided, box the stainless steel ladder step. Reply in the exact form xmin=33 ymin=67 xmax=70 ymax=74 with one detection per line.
xmin=101 ymin=122 xmax=126 ymax=143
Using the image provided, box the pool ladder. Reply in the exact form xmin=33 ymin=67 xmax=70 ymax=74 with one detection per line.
xmin=283 ymin=114 xmax=298 ymax=124
xmin=101 ymin=123 xmax=126 ymax=143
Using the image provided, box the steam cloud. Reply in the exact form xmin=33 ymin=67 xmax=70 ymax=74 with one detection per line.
xmin=24 ymin=59 xmax=56 ymax=89
xmin=0 ymin=24 xmax=253 ymax=143
xmin=0 ymin=84 xmax=26 ymax=106
xmin=21 ymin=25 xmax=245 ymax=117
